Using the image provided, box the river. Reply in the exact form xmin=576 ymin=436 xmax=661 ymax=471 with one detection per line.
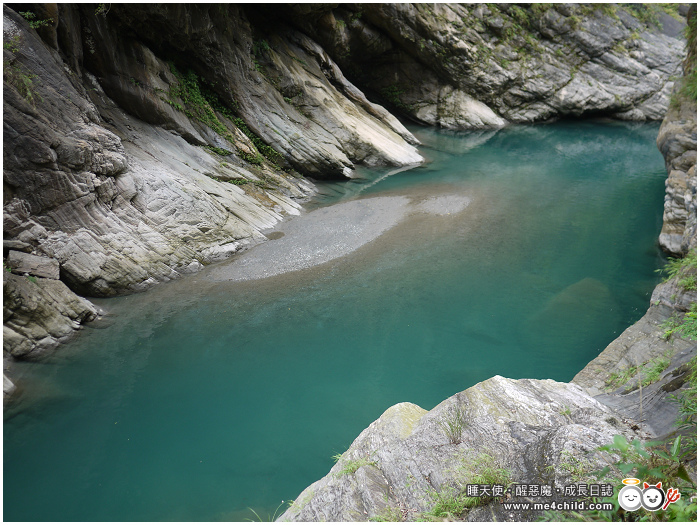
xmin=3 ymin=121 xmax=667 ymax=521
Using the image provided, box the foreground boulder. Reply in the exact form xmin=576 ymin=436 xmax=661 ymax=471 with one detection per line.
xmin=3 ymin=270 xmax=98 ymax=400
xmin=278 ymin=375 xmax=641 ymax=522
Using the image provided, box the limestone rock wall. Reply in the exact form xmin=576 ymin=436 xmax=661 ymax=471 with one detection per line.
xmin=3 ymin=4 xmax=422 ymax=300
xmin=2 ymin=3 xmax=423 ymax=393
xmin=284 ymin=3 xmax=685 ymax=129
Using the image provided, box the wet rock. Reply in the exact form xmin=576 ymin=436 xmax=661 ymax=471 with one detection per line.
xmin=3 ymin=272 xmax=98 ymax=360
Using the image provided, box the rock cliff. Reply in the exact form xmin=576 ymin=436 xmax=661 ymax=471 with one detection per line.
xmin=285 ymin=3 xmax=684 ymax=127
xmin=3 ymin=3 xmax=424 ymax=380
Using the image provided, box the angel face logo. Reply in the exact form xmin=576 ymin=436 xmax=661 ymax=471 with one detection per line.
xmin=618 ymin=484 xmax=642 ymax=511
xmin=618 ymin=478 xmax=681 ymax=512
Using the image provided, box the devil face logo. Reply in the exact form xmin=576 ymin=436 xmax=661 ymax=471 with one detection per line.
xmin=641 ymin=482 xmax=665 ymax=511
xmin=618 ymin=485 xmax=643 ymax=511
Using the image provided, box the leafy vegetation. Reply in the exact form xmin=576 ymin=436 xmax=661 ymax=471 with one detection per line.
xmin=3 ymin=35 xmax=41 ymax=106
xmin=657 ymin=250 xmax=697 ymax=292
xmin=203 ymin=145 xmax=233 ymax=157
xmin=543 ymin=358 xmax=697 ymax=522
xmin=162 ymin=63 xmax=281 ymax=168
xmin=18 ymin=10 xmax=53 ymax=29
xmin=640 ymin=353 xmax=673 ymax=386
xmin=654 ymin=251 xmax=697 ymax=340
xmin=332 ymin=452 xmax=377 ymax=477
xmin=558 ymin=450 xmax=598 ymax=483
xmin=662 ymin=302 xmax=697 ymax=340
xmin=95 ymin=4 xmax=110 ymax=17
xmin=605 ymin=351 xmax=674 ymax=391
xmin=423 ymin=453 xmax=511 ymax=520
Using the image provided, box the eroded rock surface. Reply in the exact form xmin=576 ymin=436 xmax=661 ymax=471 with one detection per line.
xmin=285 ymin=3 xmax=685 ymax=128
xmin=278 ymin=376 xmax=640 ymax=522
xmin=657 ymin=90 xmax=698 ymax=255
xmin=3 ymin=271 xmax=98 ymax=399
xmin=3 ymin=4 xmax=422 ymax=299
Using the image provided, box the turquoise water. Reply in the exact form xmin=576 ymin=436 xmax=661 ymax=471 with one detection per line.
xmin=4 ymin=121 xmax=667 ymax=521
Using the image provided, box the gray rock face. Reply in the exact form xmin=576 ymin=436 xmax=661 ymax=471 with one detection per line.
xmin=6 ymin=251 xmax=60 ymax=280
xmin=285 ymin=3 xmax=685 ymax=129
xmin=656 ymin=93 xmax=697 ymax=255
xmin=3 ymin=270 xmax=98 ymax=399
xmin=278 ymin=376 xmax=640 ymax=522
xmin=3 ymin=271 xmax=98 ymax=360
xmin=2 ymin=4 xmax=421 ymax=299
xmin=573 ymin=277 xmax=697 ymax=438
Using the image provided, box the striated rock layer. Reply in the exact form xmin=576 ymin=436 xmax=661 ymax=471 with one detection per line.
xmin=3 ymin=4 xmax=422 ymax=300
xmin=656 ymin=83 xmax=698 ymax=256
xmin=3 ymin=2 xmax=423 ymax=381
xmin=284 ymin=3 xmax=685 ymax=128
xmin=278 ymin=376 xmax=642 ymax=522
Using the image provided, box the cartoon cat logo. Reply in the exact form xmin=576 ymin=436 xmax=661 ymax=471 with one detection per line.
xmin=641 ymin=482 xmax=665 ymax=512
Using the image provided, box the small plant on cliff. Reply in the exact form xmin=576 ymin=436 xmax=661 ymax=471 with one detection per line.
xmin=247 ymin=500 xmax=287 ymax=522
xmin=424 ymin=453 xmax=511 ymax=520
xmin=657 ymin=249 xmax=697 ymax=292
xmin=369 ymin=506 xmax=403 ymax=522
xmin=379 ymin=84 xmax=414 ymax=113
xmin=605 ymin=364 xmax=640 ymax=391
xmin=605 ymin=351 xmax=676 ymax=391
xmin=18 ymin=11 xmax=53 ymax=29
xmin=661 ymin=302 xmax=697 ymax=340
xmin=332 ymin=452 xmax=377 ymax=477
xmin=440 ymin=407 xmax=468 ymax=444
xmin=558 ymin=450 xmax=598 ymax=483
xmin=640 ymin=351 xmax=673 ymax=386
xmin=203 ymin=145 xmax=233 ymax=157
xmin=95 ymin=4 xmax=111 ymax=17
xmin=3 ymin=35 xmax=40 ymax=106
xmin=670 ymin=360 xmax=697 ymax=450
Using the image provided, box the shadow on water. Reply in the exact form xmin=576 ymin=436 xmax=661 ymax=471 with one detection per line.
xmin=3 ymin=121 xmax=668 ymax=521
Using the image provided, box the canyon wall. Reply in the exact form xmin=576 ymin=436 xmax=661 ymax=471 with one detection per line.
xmin=278 ymin=5 xmax=696 ymax=521
xmin=2 ymin=4 xmax=686 ymax=387
xmin=2 ymin=10 xmax=694 ymax=510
